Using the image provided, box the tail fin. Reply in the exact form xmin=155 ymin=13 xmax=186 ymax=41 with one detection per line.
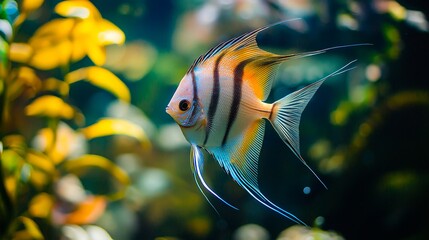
xmin=268 ymin=60 xmax=357 ymax=189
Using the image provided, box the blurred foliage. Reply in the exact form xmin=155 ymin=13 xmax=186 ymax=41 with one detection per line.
xmin=0 ymin=0 xmax=148 ymax=239
xmin=0 ymin=0 xmax=428 ymax=239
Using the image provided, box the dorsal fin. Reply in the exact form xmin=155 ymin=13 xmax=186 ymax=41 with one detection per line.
xmin=187 ymin=19 xmax=320 ymax=101
xmin=187 ymin=20 xmax=370 ymax=100
xmin=186 ymin=23 xmax=274 ymax=74
xmin=188 ymin=19 xmax=295 ymax=100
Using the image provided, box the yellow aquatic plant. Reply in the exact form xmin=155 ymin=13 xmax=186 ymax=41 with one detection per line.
xmin=10 ymin=0 xmax=125 ymax=69
xmin=66 ymin=66 xmax=131 ymax=102
xmin=0 ymin=0 xmax=148 ymax=238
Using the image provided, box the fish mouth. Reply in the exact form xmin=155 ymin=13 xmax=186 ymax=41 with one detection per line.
xmin=165 ymin=105 xmax=172 ymax=115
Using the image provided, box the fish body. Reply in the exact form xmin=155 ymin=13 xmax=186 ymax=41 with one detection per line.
xmin=166 ymin=21 xmax=360 ymax=225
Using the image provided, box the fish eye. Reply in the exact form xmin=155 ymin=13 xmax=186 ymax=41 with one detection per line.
xmin=179 ymin=99 xmax=191 ymax=111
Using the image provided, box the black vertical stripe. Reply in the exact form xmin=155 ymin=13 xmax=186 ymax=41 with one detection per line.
xmin=222 ymin=59 xmax=253 ymax=146
xmin=191 ymin=71 xmax=198 ymax=101
xmin=203 ymin=53 xmax=225 ymax=145
xmin=190 ymin=70 xmax=198 ymax=117
xmin=183 ymin=70 xmax=199 ymax=127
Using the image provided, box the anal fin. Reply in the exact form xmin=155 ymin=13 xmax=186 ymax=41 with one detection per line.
xmin=209 ymin=120 xmax=307 ymax=225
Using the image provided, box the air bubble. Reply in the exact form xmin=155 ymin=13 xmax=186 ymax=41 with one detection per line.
xmin=303 ymin=186 xmax=311 ymax=194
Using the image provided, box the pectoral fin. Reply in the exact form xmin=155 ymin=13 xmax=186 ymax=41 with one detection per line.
xmin=190 ymin=144 xmax=238 ymax=212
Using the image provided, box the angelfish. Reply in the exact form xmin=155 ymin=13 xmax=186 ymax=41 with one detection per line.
xmin=166 ymin=21 xmax=360 ymax=225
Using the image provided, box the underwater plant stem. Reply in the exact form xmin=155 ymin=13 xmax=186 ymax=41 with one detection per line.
xmin=0 ymin=42 xmax=13 ymax=236
xmin=0 ymin=149 xmax=13 ymax=237
xmin=47 ymin=118 xmax=60 ymax=156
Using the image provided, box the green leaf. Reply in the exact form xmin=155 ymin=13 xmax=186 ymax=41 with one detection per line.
xmin=2 ymin=149 xmax=23 ymax=172
xmin=0 ymin=36 xmax=9 ymax=78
